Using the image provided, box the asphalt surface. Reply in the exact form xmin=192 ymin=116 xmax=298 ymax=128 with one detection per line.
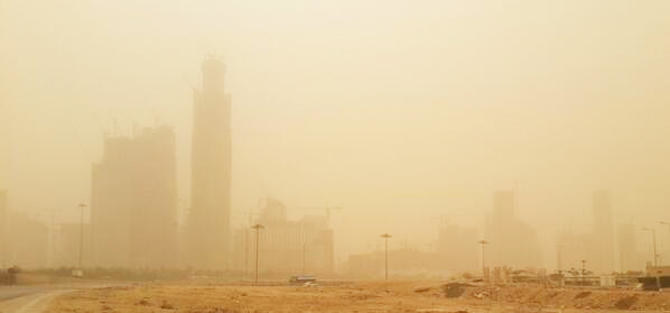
xmin=0 ymin=282 xmax=124 ymax=313
xmin=0 ymin=286 xmax=72 ymax=313
xmin=0 ymin=285 xmax=63 ymax=301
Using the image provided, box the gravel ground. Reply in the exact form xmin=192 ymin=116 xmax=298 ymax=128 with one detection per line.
xmin=43 ymin=282 xmax=670 ymax=313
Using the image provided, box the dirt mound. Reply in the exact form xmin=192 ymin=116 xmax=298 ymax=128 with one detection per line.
xmin=440 ymin=283 xmax=473 ymax=298
xmin=614 ymin=295 xmax=638 ymax=310
xmin=428 ymin=284 xmax=670 ymax=311
xmin=574 ymin=291 xmax=591 ymax=299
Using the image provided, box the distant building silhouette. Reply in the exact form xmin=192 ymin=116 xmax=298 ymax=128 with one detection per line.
xmin=485 ymin=191 xmax=542 ymax=268
xmin=618 ymin=222 xmax=644 ymax=272
xmin=592 ymin=190 xmax=616 ymax=273
xmin=346 ymin=248 xmax=445 ymax=279
xmin=230 ymin=198 xmax=335 ymax=276
xmin=436 ymin=221 xmax=478 ymax=272
xmin=52 ymin=223 xmax=92 ymax=268
xmin=187 ymin=57 xmax=233 ymax=270
xmin=90 ymin=126 xmax=178 ymax=268
xmin=557 ymin=190 xmax=621 ymax=274
xmin=5 ymin=210 xmax=49 ymax=268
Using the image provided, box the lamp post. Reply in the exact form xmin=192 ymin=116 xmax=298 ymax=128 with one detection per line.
xmin=642 ymin=227 xmax=659 ymax=267
xmin=251 ymin=224 xmax=264 ymax=285
xmin=78 ymin=203 xmax=87 ymax=269
xmin=380 ymin=233 xmax=392 ymax=281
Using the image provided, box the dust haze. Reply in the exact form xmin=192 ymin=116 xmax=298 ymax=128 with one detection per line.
xmin=1 ymin=0 xmax=670 ymax=277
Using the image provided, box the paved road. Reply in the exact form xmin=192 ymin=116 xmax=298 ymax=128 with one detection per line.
xmin=0 ymin=283 xmax=123 ymax=313
xmin=0 ymin=286 xmax=73 ymax=313
xmin=0 ymin=285 xmax=65 ymax=301
xmin=0 ymin=289 xmax=72 ymax=313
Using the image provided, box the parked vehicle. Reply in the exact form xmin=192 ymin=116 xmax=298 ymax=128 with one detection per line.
xmin=289 ymin=275 xmax=316 ymax=285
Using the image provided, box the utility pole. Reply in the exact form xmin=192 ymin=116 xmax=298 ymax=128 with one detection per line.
xmin=478 ymin=240 xmax=488 ymax=280
xmin=380 ymin=233 xmax=392 ymax=281
xmin=78 ymin=203 xmax=87 ymax=269
xmin=252 ymin=224 xmax=264 ymax=285
xmin=642 ymin=227 xmax=658 ymax=266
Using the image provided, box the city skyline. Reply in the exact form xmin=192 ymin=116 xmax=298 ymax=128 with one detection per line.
xmin=1 ymin=0 xmax=670 ymax=272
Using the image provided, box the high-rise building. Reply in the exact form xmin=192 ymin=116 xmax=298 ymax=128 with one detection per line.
xmin=485 ymin=191 xmax=543 ymax=268
xmin=617 ymin=223 xmax=643 ymax=272
xmin=187 ymin=58 xmax=232 ymax=270
xmin=592 ymin=190 xmax=615 ymax=273
xmin=91 ymin=126 xmax=178 ymax=268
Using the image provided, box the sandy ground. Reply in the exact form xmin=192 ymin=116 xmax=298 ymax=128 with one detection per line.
xmin=42 ymin=282 xmax=670 ymax=313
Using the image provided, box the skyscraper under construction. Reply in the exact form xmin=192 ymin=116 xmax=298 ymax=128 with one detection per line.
xmin=188 ymin=57 xmax=232 ymax=269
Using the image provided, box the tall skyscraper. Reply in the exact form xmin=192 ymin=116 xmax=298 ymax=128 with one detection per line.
xmin=90 ymin=126 xmax=178 ymax=268
xmin=618 ymin=222 xmax=642 ymax=272
xmin=188 ymin=57 xmax=232 ymax=269
xmin=485 ymin=190 xmax=543 ymax=268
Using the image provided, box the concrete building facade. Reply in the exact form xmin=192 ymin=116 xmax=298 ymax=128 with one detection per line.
xmin=485 ymin=191 xmax=543 ymax=268
xmin=230 ymin=199 xmax=335 ymax=277
xmin=187 ymin=57 xmax=232 ymax=270
xmin=617 ymin=222 xmax=645 ymax=272
xmin=91 ymin=126 xmax=178 ymax=268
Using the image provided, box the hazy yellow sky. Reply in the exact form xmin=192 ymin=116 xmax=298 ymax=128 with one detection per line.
xmin=1 ymin=0 xmax=670 ymax=265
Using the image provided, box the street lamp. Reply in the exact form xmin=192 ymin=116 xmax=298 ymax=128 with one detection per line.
xmin=251 ymin=224 xmax=264 ymax=285
xmin=380 ymin=233 xmax=392 ymax=281
xmin=642 ymin=227 xmax=659 ymax=267
xmin=478 ymin=240 xmax=488 ymax=280
xmin=78 ymin=203 xmax=87 ymax=270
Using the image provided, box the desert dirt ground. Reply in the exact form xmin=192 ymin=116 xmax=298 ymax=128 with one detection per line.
xmin=43 ymin=281 xmax=670 ymax=313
